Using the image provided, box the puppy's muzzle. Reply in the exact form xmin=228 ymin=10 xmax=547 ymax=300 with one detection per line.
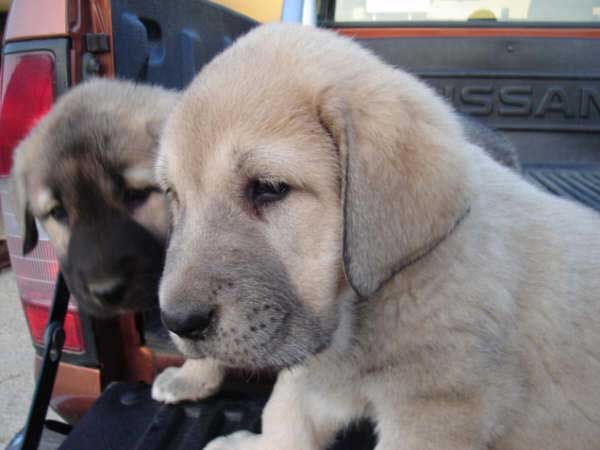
xmin=88 ymin=277 xmax=126 ymax=305
xmin=161 ymin=306 xmax=217 ymax=340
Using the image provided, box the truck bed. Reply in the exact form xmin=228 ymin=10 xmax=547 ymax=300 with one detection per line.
xmin=525 ymin=165 xmax=600 ymax=211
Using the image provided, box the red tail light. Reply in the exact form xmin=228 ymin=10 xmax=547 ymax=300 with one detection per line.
xmin=0 ymin=51 xmax=85 ymax=354
xmin=0 ymin=52 xmax=55 ymax=176
xmin=23 ymin=302 xmax=85 ymax=352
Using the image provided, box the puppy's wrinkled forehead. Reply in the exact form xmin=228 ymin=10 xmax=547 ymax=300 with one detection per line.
xmin=31 ymin=109 xmax=157 ymax=219
xmin=158 ymin=28 xmax=341 ymax=191
xmin=45 ymin=153 xmax=117 ymax=211
xmin=51 ymin=107 xmax=157 ymax=163
xmin=158 ymin=88 xmax=336 ymax=200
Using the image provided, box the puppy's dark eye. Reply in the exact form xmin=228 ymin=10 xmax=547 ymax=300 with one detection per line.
xmin=124 ymin=187 xmax=157 ymax=210
xmin=49 ymin=205 xmax=68 ymax=223
xmin=247 ymin=179 xmax=290 ymax=209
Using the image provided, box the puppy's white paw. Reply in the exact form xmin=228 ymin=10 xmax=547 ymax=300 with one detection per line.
xmin=151 ymin=359 xmax=223 ymax=404
xmin=152 ymin=367 xmax=209 ymax=403
xmin=203 ymin=431 xmax=260 ymax=450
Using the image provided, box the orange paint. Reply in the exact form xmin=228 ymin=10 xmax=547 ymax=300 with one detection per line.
xmin=118 ymin=314 xmax=156 ymax=384
xmin=35 ymin=357 xmax=101 ymax=423
xmin=90 ymin=0 xmax=116 ymax=78
xmin=68 ymin=0 xmax=115 ymax=84
xmin=4 ymin=0 xmax=68 ymax=41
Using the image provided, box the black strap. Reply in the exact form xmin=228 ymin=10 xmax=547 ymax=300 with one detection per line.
xmin=20 ymin=273 xmax=71 ymax=450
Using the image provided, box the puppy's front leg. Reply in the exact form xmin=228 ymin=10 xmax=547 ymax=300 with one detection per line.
xmin=204 ymin=368 xmax=342 ymax=450
xmin=152 ymin=357 xmax=224 ymax=403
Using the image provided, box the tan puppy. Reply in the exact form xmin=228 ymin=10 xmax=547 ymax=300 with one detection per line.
xmin=157 ymin=24 xmax=600 ymax=450
xmin=12 ymin=78 xmax=223 ymax=403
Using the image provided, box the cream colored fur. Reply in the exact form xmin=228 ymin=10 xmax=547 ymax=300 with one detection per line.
xmin=157 ymin=24 xmax=600 ymax=450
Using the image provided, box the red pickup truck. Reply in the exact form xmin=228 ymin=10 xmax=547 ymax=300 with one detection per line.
xmin=1 ymin=0 xmax=599 ymax=448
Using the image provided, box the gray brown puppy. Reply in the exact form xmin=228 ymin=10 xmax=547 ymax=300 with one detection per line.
xmin=12 ymin=78 xmax=223 ymax=403
xmin=157 ymin=24 xmax=600 ymax=450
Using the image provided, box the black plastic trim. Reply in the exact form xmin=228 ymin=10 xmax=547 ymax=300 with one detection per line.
xmin=421 ymin=72 xmax=600 ymax=80
xmin=110 ymin=0 xmax=257 ymax=89
xmin=58 ymin=382 xmax=377 ymax=450
xmin=21 ymin=274 xmax=70 ymax=450
xmin=524 ymin=165 xmax=600 ymax=212
xmin=421 ymin=71 xmax=600 ymax=133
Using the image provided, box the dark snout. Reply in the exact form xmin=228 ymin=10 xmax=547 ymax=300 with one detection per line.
xmin=88 ymin=277 xmax=126 ymax=305
xmin=161 ymin=305 xmax=217 ymax=340
xmin=158 ymin=203 xmax=331 ymax=367
xmin=64 ymin=209 xmax=165 ymax=314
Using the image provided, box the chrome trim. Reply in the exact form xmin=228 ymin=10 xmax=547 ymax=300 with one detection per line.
xmin=281 ymin=0 xmax=317 ymax=25
xmin=302 ymin=0 xmax=317 ymax=26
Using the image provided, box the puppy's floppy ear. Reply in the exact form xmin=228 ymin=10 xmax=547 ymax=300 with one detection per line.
xmin=21 ymin=205 xmax=38 ymax=255
xmin=318 ymin=83 xmax=472 ymax=298
xmin=11 ymin=141 xmax=40 ymax=255
xmin=12 ymin=168 xmax=39 ymax=255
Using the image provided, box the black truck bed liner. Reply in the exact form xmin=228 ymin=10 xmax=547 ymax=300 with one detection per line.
xmin=525 ymin=166 xmax=600 ymax=211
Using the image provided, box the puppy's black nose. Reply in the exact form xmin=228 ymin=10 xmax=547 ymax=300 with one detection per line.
xmin=161 ymin=307 xmax=216 ymax=340
xmin=89 ymin=278 xmax=126 ymax=305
